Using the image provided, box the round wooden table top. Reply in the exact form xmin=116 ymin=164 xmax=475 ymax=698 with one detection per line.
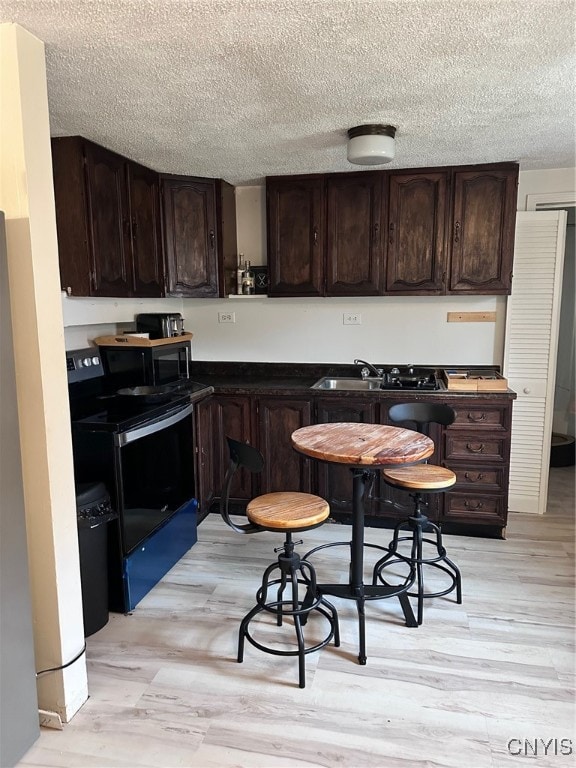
xmin=291 ymin=422 xmax=434 ymax=466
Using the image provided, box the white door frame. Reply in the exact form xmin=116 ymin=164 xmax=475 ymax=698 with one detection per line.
xmin=526 ymin=192 xmax=576 ymax=211
xmin=527 ymin=191 xmax=576 ymax=442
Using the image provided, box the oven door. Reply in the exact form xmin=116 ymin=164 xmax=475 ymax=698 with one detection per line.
xmin=72 ymin=400 xmax=198 ymax=613
xmin=114 ymin=402 xmax=195 ymax=554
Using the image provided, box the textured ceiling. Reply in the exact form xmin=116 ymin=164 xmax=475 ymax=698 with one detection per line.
xmin=2 ymin=0 xmax=575 ymax=185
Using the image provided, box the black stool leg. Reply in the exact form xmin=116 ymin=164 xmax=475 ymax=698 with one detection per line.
xmin=413 ymin=519 xmax=425 ymax=626
xmin=445 ymin=553 xmax=462 ymax=604
xmin=398 ymin=592 xmax=418 ymax=627
xmin=356 ymin=597 xmax=366 ymax=665
xmin=238 ymin=558 xmax=279 ymax=662
xmin=238 ymin=602 xmax=261 ymax=663
xmin=429 ymin=523 xmax=463 ymax=604
xmin=291 ymin=566 xmax=306 ymax=688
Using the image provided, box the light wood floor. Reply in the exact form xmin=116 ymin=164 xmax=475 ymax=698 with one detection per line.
xmin=20 ymin=467 xmax=575 ymax=768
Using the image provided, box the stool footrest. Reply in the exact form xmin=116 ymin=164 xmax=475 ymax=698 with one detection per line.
xmin=372 ymin=517 xmax=462 ymax=625
xmin=237 ymin=547 xmax=340 ymax=688
xmin=240 ymin=600 xmax=339 ymax=659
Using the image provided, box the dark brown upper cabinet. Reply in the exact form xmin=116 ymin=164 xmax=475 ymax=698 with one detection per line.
xmin=127 ymin=162 xmax=165 ymax=297
xmin=449 ymin=165 xmax=518 ymax=294
xmin=266 ymin=162 xmax=518 ymax=298
xmin=52 ymin=136 xmax=163 ymax=297
xmin=267 ymin=172 xmax=382 ymax=297
xmin=325 ymin=173 xmax=383 ymax=295
xmin=161 ymin=175 xmax=237 ymax=298
xmin=267 ymin=175 xmax=325 ymax=296
xmin=385 ymin=170 xmax=449 ymax=294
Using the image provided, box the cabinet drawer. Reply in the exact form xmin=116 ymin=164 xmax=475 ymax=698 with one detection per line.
xmin=450 ymin=465 xmax=506 ymax=493
xmin=442 ymin=493 xmax=506 ymax=524
xmin=450 ymin=405 xmax=508 ymax=431
xmin=445 ymin=434 xmax=505 ymax=463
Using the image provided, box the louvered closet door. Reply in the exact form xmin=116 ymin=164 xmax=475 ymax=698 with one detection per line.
xmin=503 ymin=211 xmax=567 ymax=514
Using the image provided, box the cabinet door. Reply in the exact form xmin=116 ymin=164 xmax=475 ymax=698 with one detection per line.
xmin=326 ymin=173 xmax=383 ymax=295
xmin=195 ymin=396 xmax=215 ymax=521
xmin=212 ymin=395 xmax=253 ymax=500
xmin=127 ymin=162 xmax=164 ymax=297
xmin=84 ymin=142 xmax=131 ymax=296
xmin=256 ymin=398 xmax=312 ymax=494
xmin=267 ymin=176 xmax=325 ymax=296
xmin=52 ymin=137 xmax=91 ymax=295
xmin=386 ymin=171 xmax=448 ymax=294
xmin=315 ymin=398 xmax=378 ymax=517
xmin=449 ymin=168 xmax=517 ymax=294
xmin=162 ymin=177 xmax=218 ymax=297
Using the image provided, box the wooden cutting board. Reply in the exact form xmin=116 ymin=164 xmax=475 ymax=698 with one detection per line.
xmin=94 ymin=333 xmax=193 ymax=347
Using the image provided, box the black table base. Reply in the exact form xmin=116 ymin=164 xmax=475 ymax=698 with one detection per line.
xmin=304 ymin=469 xmax=418 ymax=665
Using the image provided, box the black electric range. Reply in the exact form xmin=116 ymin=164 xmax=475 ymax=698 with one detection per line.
xmin=66 ymin=348 xmax=212 ymax=613
xmin=71 ymin=379 xmax=211 ymax=433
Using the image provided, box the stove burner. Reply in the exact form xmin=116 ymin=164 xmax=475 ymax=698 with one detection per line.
xmin=379 ymin=368 xmax=440 ymax=391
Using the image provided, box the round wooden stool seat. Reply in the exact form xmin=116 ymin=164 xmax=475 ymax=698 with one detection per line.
xmin=382 ymin=464 xmax=456 ymax=492
xmin=247 ymin=492 xmax=330 ymax=530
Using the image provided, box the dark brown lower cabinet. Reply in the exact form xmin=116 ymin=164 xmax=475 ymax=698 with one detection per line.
xmin=255 ymin=397 xmax=313 ymax=494
xmin=202 ymin=390 xmax=513 ymax=537
xmin=441 ymin=398 xmax=512 ymax=533
xmin=313 ymin=393 xmax=512 ymax=535
xmin=207 ymin=394 xmax=313 ymax=506
xmin=211 ymin=394 xmax=253 ymax=503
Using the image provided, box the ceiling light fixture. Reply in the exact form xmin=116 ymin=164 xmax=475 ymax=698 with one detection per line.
xmin=347 ymin=124 xmax=396 ymax=165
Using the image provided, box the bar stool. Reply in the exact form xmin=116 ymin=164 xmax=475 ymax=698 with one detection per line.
xmin=220 ymin=436 xmax=340 ymax=689
xmin=372 ymin=403 xmax=462 ymax=625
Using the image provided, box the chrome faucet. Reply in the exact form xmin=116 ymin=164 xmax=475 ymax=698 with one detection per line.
xmin=354 ymin=359 xmax=383 ymax=379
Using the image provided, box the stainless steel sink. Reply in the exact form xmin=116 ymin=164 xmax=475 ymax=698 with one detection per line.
xmin=311 ymin=377 xmax=382 ymax=391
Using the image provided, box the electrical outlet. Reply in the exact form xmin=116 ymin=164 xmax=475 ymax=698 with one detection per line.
xmin=218 ymin=311 xmax=235 ymax=323
xmin=343 ymin=313 xmax=362 ymax=325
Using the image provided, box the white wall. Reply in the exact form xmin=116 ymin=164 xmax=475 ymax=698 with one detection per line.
xmin=64 ymin=183 xmax=509 ymax=365
xmin=1 ymin=23 xmax=88 ymax=723
xmin=517 ymin=168 xmax=576 ymax=210
xmin=181 ymin=294 xmax=505 ymax=365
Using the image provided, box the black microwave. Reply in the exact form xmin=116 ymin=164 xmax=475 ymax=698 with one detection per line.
xmin=99 ymin=341 xmax=190 ymax=388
